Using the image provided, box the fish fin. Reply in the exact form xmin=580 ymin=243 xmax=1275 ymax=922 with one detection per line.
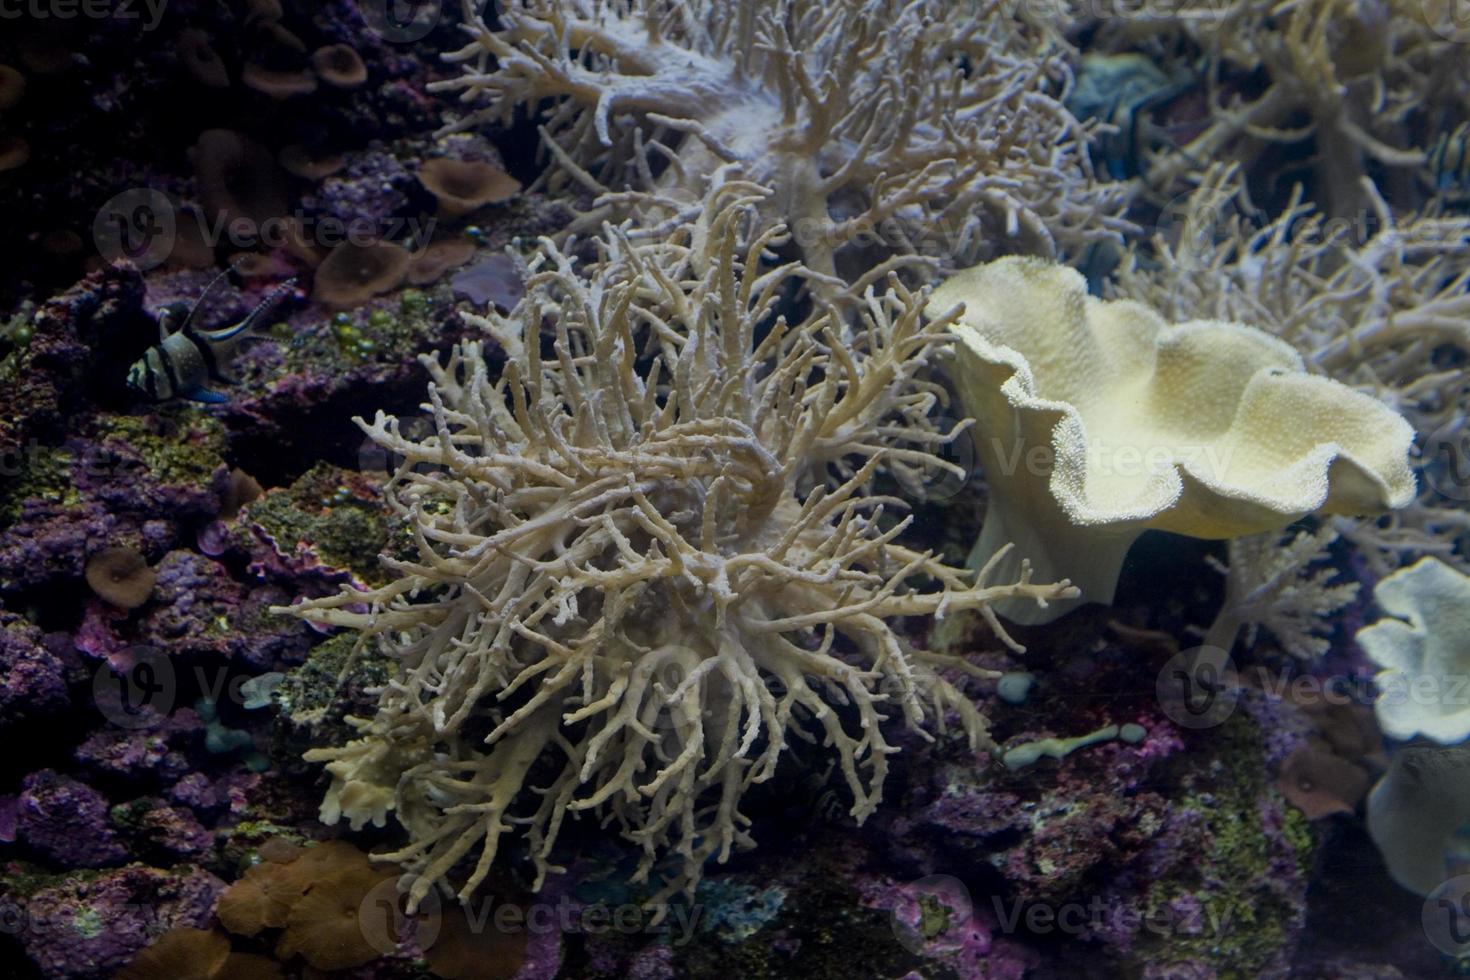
xmin=157 ymin=301 xmax=189 ymax=343
xmin=183 ymin=385 xmax=230 ymax=404
xmin=207 ymin=277 xmax=299 ymax=343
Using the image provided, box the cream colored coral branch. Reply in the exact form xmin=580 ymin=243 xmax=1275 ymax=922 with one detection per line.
xmin=276 ymin=190 xmax=1072 ymax=918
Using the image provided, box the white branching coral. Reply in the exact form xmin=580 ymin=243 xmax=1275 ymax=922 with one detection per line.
xmin=1198 ymin=527 xmax=1360 ymax=659
xmin=432 ymin=0 xmax=1130 ymax=292
xmin=279 ymin=188 xmax=1075 ymax=914
xmin=1062 ymin=0 xmax=1470 ymax=216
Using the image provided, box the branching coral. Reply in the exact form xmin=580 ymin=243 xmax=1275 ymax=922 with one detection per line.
xmin=1197 ymin=526 xmax=1359 ymax=659
xmin=432 ymin=0 xmax=1130 ymax=293
xmin=278 ymin=187 xmax=1074 ymax=914
xmin=1064 ymin=0 xmax=1470 ymax=216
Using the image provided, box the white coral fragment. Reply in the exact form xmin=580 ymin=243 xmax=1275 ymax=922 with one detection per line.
xmin=279 ymin=191 xmax=1074 ymax=915
xmin=930 ymin=255 xmax=1417 ymax=623
xmin=1358 ymin=557 xmax=1470 ymax=745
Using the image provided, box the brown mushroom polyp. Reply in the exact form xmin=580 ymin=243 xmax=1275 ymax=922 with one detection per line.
xmin=312 ymin=44 xmax=368 ymax=89
xmin=278 ymin=144 xmax=346 ymax=181
xmin=407 ymin=240 xmax=476 ymax=286
xmin=0 ymin=136 xmax=29 ymax=173
xmin=417 ymin=158 xmax=521 ymax=218
xmin=85 ymin=546 xmax=157 ymax=610
xmin=312 ymin=240 xmax=411 ymax=310
xmin=193 ymin=130 xmax=290 ymax=233
xmin=242 ymin=63 xmax=318 ymax=98
xmin=178 ymin=29 xmax=229 ymax=88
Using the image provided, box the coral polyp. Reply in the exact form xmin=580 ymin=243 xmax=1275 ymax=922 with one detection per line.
xmin=281 ymin=188 xmax=1074 ymax=911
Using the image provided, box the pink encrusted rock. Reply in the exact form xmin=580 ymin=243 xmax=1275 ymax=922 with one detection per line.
xmin=16 ymin=863 xmax=225 ymax=979
xmin=16 ymin=770 xmax=128 ymax=868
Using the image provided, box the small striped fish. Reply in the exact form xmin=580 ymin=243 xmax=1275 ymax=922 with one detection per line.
xmin=127 ymin=270 xmax=296 ymax=403
xmin=1428 ymin=122 xmax=1470 ymax=197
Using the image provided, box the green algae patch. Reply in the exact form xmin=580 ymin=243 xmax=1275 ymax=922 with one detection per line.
xmin=238 ymin=462 xmax=406 ymax=585
xmin=276 ymin=289 xmax=441 ymax=378
xmin=1128 ymin=712 xmax=1317 ymax=979
xmin=275 ymin=630 xmax=392 ymax=724
xmin=89 ymin=410 xmax=229 ymax=489
xmin=264 ymin=630 xmax=395 ymax=772
xmin=0 ymin=443 xmax=80 ymax=525
xmin=697 ymin=879 xmax=787 ymax=943
xmin=0 ymin=411 xmax=227 ymax=528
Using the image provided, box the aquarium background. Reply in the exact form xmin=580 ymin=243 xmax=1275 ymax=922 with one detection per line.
xmin=0 ymin=1 xmax=1468 ymax=978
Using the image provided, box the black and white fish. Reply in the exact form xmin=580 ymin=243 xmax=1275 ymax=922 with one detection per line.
xmin=127 ymin=269 xmax=297 ymax=404
xmin=1428 ymin=122 xmax=1470 ymax=197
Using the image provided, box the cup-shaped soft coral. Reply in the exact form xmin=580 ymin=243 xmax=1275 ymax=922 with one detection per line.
xmin=929 ymin=256 xmax=1417 ymax=623
xmin=1357 ymin=558 xmax=1470 ymax=744
xmin=1368 ymin=743 xmax=1470 ymax=896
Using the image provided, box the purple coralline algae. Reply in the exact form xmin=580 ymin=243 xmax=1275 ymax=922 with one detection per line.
xmin=16 ymin=771 xmax=128 ymax=869
xmin=303 ymin=146 xmax=417 ymax=233
xmin=0 ymin=265 xmax=147 ymax=459
xmin=109 ymin=798 xmax=215 ymax=862
xmin=0 ymin=614 xmax=74 ymax=730
xmin=0 ymin=410 xmax=229 ymax=597
xmin=74 ymin=707 xmax=201 ymax=785
xmin=13 ymin=863 xmax=224 ymax=980
xmin=134 ymin=550 xmax=310 ymax=670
